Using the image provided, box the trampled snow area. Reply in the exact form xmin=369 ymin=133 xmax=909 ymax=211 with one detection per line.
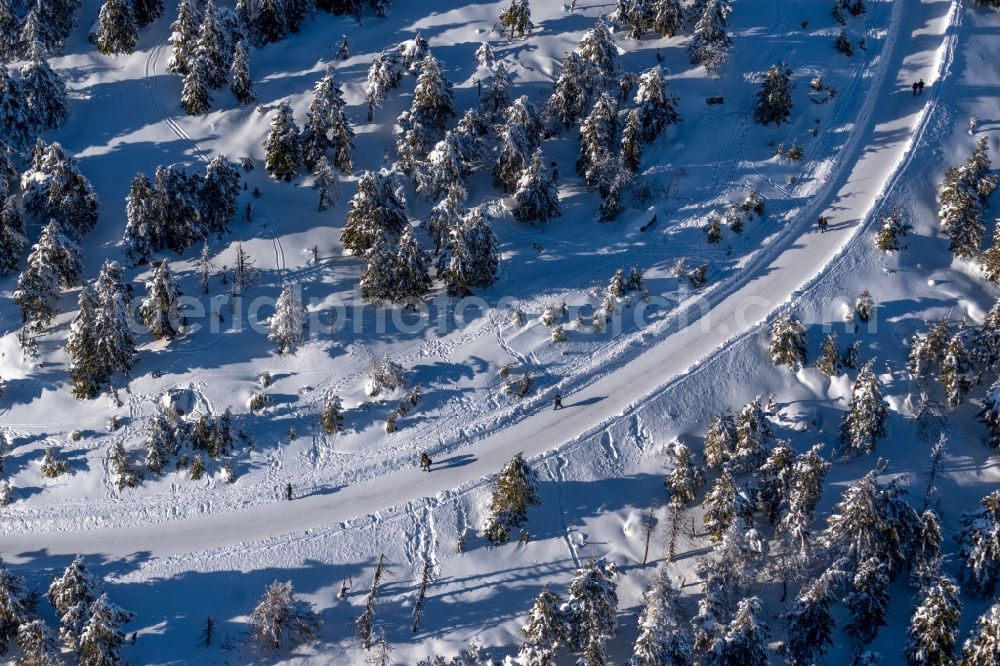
xmin=1 ymin=0 xmax=999 ymax=663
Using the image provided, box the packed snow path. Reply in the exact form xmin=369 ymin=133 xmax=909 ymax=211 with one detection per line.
xmin=5 ymin=0 xmax=958 ymax=560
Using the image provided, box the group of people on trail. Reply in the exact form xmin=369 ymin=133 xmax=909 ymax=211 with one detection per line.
xmin=912 ymin=78 xmax=926 ymax=96
xmin=817 ymin=215 xmax=830 ymax=233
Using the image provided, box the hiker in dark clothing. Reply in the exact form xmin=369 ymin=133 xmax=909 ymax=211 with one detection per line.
xmin=912 ymin=81 xmax=919 ymax=96
xmin=285 ymin=483 xmax=293 ymax=501
xmin=420 ymin=452 xmax=432 ymax=472
xmin=817 ymin=215 xmax=829 ymax=233
xmin=917 ymin=78 xmax=925 ymax=95
xmin=554 ymin=394 xmax=563 ymax=410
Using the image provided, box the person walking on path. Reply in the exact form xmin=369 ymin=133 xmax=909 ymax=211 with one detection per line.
xmin=817 ymin=215 xmax=829 ymax=233
xmin=554 ymin=394 xmax=563 ymax=410
xmin=917 ymin=78 xmax=925 ymax=95
xmin=912 ymin=81 xmax=919 ymax=96
xmin=420 ymin=452 xmax=432 ymax=472
xmin=285 ymin=483 xmax=293 ymax=501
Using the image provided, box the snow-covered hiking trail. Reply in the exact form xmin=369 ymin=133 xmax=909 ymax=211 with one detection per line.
xmin=5 ymin=0 xmax=958 ymax=561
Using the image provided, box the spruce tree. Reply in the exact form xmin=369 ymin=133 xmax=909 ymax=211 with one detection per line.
xmin=395 ymin=226 xmax=432 ymax=304
xmin=757 ymin=440 xmax=794 ymax=525
xmin=577 ymin=92 xmax=618 ymax=187
xmin=140 ymin=259 xmax=183 ymax=340
xmin=779 ymin=444 xmax=829 ymax=560
xmin=195 ymin=1 xmax=227 ymax=89
xmin=816 ymin=331 xmax=841 ymax=376
xmin=483 ymin=453 xmax=540 ymax=544
xmin=77 ymin=593 xmax=134 ymax=666
xmin=302 ymin=68 xmax=354 ymax=173
xmin=312 ymin=155 xmax=336 ymax=211
xmin=181 ymin=57 xmax=213 ymax=115
xmin=733 ymin=396 xmax=771 ymax=473
xmin=628 ymin=564 xmax=692 ymax=666
xmin=16 ymin=618 xmax=62 ymax=666
xmin=634 ymin=65 xmax=680 ymax=143
xmin=563 ymin=559 xmax=618 ymax=666
xmin=784 ymin=571 xmax=839 ymax=666
xmin=721 ymin=597 xmax=769 ymax=666
xmin=230 ymin=40 xmax=256 ymax=104
xmin=269 ymin=282 xmax=305 ymax=354
xmin=665 ymin=442 xmax=705 ymax=508
xmin=48 ymin=555 xmax=101 ymax=650
xmin=939 ymin=333 xmax=971 ymax=407
xmin=441 ymin=208 xmax=499 ymax=296
xmin=0 ymin=560 xmax=37 ymax=655
xmin=498 ymin=0 xmax=531 ymax=39
xmin=94 ymin=259 xmax=136 ymax=381
xmin=518 ymin=585 xmax=566 ymax=666
xmin=321 ymin=395 xmax=344 ymax=435
xmin=0 ymin=66 xmax=30 ymax=147
xmin=21 ymin=141 xmax=99 ymax=240
xmin=480 ymin=61 xmax=512 ymax=119
xmin=67 ymin=288 xmax=102 ymax=399
xmin=342 ymin=171 xmax=408 ymax=253
xmin=768 ymin=312 xmax=807 ymax=370
xmin=855 ymin=289 xmax=875 ymax=322
xmin=21 ymin=42 xmax=69 ymax=133
xmin=902 ymin=575 xmax=961 ymax=666
xmin=493 ymin=124 xmax=531 ymax=193
xmin=822 ymin=470 xmax=919 ymax=577
xmin=621 ymin=109 xmax=643 ymax=172
xmin=844 ymin=557 xmax=890 ymax=645
xmin=703 ymin=411 xmax=737 ymax=468
xmin=545 ymin=51 xmax=596 ymax=131
xmin=0 ymin=196 xmax=26 ymax=275
xmin=754 ymin=64 xmax=793 ymax=126
xmin=958 ymin=490 xmax=1000 ymax=597
xmin=95 ymin=0 xmax=138 ymax=55
xmin=263 ymin=100 xmax=302 ymax=181
xmin=512 ymin=150 xmax=561 ymax=224
xmin=962 ymin=602 xmax=1000 ymax=666
xmin=167 ymin=0 xmax=199 ymax=75
xmin=14 ymin=221 xmax=82 ymax=326
xmin=359 ymin=236 xmax=401 ymax=304
xmin=653 ymin=0 xmax=684 ymax=37
xmin=938 ymin=137 xmax=997 ymax=260
xmin=200 ymin=155 xmax=240 ymax=235
xmin=703 ymin=467 xmax=741 ymax=540
xmin=840 ymin=360 xmax=890 ymax=457
xmin=688 ymin=0 xmax=731 ymax=75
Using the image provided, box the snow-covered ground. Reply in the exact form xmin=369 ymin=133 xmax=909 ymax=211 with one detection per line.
xmin=1 ymin=0 xmax=999 ymax=663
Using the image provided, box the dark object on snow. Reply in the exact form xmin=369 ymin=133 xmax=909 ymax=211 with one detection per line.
xmin=706 ymin=96 xmax=725 ymax=105
xmin=817 ymin=215 xmax=829 ymax=232
xmin=420 ymin=452 xmax=432 ymax=472
xmin=640 ymin=214 xmax=659 ymax=232
xmin=554 ymin=394 xmax=563 ymax=410
xmin=917 ymin=78 xmax=925 ymax=95
xmin=285 ymin=482 xmax=292 ymax=500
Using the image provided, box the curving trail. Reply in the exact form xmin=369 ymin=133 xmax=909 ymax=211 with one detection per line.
xmin=4 ymin=0 xmax=959 ymax=560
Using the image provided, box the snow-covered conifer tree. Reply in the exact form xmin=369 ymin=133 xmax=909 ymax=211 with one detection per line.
xmin=200 ymin=155 xmax=240 ymax=236
xmin=958 ymin=490 xmax=1000 ymax=597
xmin=94 ymin=259 xmax=136 ymax=381
xmin=855 ymin=289 xmax=875 ymax=322
xmin=703 ymin=466 xmax=744 ymax=540
xmin=756 ymin=440 xmax=794 ymax=525
xmin=816 ymin=331 xmax=841 ymax=376
xmin=181 ymin=57 xmax=213 ymax=115
xmin=48 ymin=555 xmax=101 ymax=650
xmin=653 ymin=0 xmax=684 ymax=37
xmin=77 ymin=593 xmax=134 ymax=666
xmin=753 ymin=64 xmax=793 ymax=126
xmin=268 ymin=282 xmax=305 ymax=354
xmin=264 ymin=100 xmax=302 ymax=181
xmin=312 ymin=155 xmax=336 ymax=211
xmin=779 ymin=444 xmax=830 ymax=560
xmin=628 ymin=564 xmax=692 ymax=666
xmin=20 ymin=42 xmax=68 ymax=133
xmin=230 ymin=40 xmax=256 ymax=104
xmin=721 ymin=597 xmax=769 ymax=666
xmin=902 ymin=575 xmax=961 ymax=666
xmin=665 ymin=442 xmax=705 ymax=509
xmin=512 ymin=150 xmax=560 ymax=224
xmin=688 ymin=0 xmax=731 ymax=75
xmin=822 ymin=470 xmax=919 ymax=577
xmin=15 ymin=618 xmax=62 ymax=665
xmin=545 ymin=52 xmax=596 ymax=131
xmin=195 ymin=1 xmax=227 ymax=89
xmin=302 ymin=69 xmax=354 ymax=173
xmin=768 ymin=312 xmax=807 ymax=370
xmin=321 ymin=395 xmax=343 ymax=435
xmin=634 ymin=65 xmax=679 ymax=143
xmin=621 ymin=109 xmax=643 ymax=172
xmin=783 ymin=569 xmax=840 ymax=665
xmin=483 ymin=453 xmax=540 ymax=544
xmin=939 ymin=333 xmax=971 ymax=407
xmin=140 ymin=260 xmax=183 ymax=340
xmin=562 ymin=559 xmax=618 ymax=665
xmin=475 ymin=41 xmax=495 ymax=69
xmin=248 ymin=581 xmax=320 ymax=650
xmin=0 ymin=66 xmax=30 ymax=147
xmin=67 ymin=288 xmax=101 ymax=398
xmin=577 ymin=92 xmax=619 ymax=187
xmin=167 ymin=0 xmax=199 ymax=74
xmin=441 ymin=208 xmax=499 ymax=295
xmin=733 ymin=396 xmax=771 ymax=473
xmin=962 ymin=602 xmax=1000 ymax=666
xmin=518 ymin=585 xmax=566 ymax=666
xmin=907 ymin=318 xmax=951 ymax=379
xmin=359 ymin=236 xmax=401 ymax=304
xmin=342 ymin=171 xmax=408 ymax=253
xmin=95 ymin=0 xmax=138 ymax=55
xmin=480 ymin=61 xmax=511 ymax=119
xmin=703 ymin=411 xmax=737 ymax=468
xmin=0 ymin=196 xmax=26 ymax=275
xmin=938 ymin=137 xmax=997 ymax=260
xmin=395 ymin=226 xmax=432 ymax=303
xmin=844 ymin=557 xmax=890 ymax=645
xmin=0 ymin=560 xmax=37 ymax=655
xmin=14 ymin=221 xmax=82 ymax=327
xmin=840 ymin=360 xmax=890 ymax=456
xmin=498 ymin=0 xmax=531 ymax=39
xmin=21 ymin=141 xmax=99 ymax=239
